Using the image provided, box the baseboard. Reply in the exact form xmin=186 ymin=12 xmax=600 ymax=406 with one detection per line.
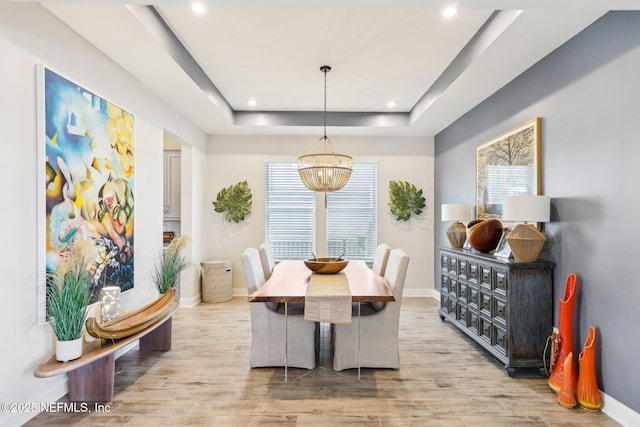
xmin=233 ymin=288 xmax=248 ymax=297
xmin=602 ymin=391 xmax=640 ymax=426
xmin=402 ymin=288 xmax=437 ymax=298
xmin=179 ymin=294 xmax=201 ymax=307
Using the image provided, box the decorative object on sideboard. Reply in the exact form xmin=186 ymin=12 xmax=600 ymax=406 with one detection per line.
xmin=548 ymin=274 xmax=577 ymax=393
xmin=213 ymin=180 xmax=252 ymax=223
xmin=493 ymin=228 xmax=512 ymax=259
xmin=475 ymin=118 xmax=541 ymax=221
xmin=46 ymin=242 xmax=93 ymax=362
xmin=503 ymin=195 xmax=550 ymax=262
xmin=99 ymin=286 xmax=121 ymax=322
xmin=153 ymin=235 xmax=190 ymax=295
xmin=389 ymin=181 xmax=426 ymax=221
xmin=441 ymin=203 xmax=471 ymax=248
xmin=298 ymin=66 xmax=352 ymax=192
xmin=466 ymin=219 xmax=503 ymax=253
xmin=576 ymin=326 xmax=602 ymax=412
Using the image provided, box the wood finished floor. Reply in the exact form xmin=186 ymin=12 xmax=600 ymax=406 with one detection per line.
xmin=26 ymin=297 xmax=619 ymax=426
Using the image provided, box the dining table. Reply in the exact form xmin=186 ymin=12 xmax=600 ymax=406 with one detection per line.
xmin=248 ymin=259 xmax=394 ymax=382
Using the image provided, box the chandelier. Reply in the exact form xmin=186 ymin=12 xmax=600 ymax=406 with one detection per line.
xmin=298 ymin=66 xmax=352 ymax=192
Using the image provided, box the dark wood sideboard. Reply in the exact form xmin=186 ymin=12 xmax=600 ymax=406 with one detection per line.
xmin=438 ymin=247 xmax=554 ymax=376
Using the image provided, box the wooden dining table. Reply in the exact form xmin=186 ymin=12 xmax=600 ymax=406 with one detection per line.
xmin=248 ymin=259 xmax=394 ymax=381
xmin=248 ymin=259 xmax=394 ymax=303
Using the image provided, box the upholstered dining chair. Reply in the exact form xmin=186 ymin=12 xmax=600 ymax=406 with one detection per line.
xmin=258 ymin=242 xmax=276 ymax=280
xmin=241 ymin=248 xmax=317 ymax=369
xmin=372 ymin=243 xmax=391 ymax=276
xmin=332 ymin=248 xmax=410 ymax=371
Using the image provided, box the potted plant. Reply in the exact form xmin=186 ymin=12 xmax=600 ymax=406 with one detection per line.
xmin=46 ymin=243 xmax=93 ymax=362
xmin=153 ymin=235 xmax=190 ymax=294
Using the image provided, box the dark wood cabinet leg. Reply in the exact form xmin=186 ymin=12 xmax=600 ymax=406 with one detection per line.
xmin=140 ymin=318 xmax=172 ymax=351
xmin=67 ymin=353 xmax=115 ymax=402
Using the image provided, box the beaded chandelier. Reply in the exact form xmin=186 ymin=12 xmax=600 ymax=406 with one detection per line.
xmin=298 ymin=66 xmax=352 ymax=192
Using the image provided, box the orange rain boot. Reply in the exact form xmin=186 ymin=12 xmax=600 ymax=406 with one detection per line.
xmin=549 ymin=274 xmax=577 ymax=393
xmin=557 ymin=352 xmax=577 ymax=408
xmin=576 ymin=326 xmax=602 ymax=412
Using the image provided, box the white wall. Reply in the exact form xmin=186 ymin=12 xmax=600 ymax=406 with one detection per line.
xmin=203 ymin=135 xmax=435 ymax=297
xmin=0 ymin=4 xmax=206 ymax=425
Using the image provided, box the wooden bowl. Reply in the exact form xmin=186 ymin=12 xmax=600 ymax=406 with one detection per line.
xmin=304 ymin=258 xmax=349 ymax=274
xmin=467 ymin=219 xmax=503 ymax=253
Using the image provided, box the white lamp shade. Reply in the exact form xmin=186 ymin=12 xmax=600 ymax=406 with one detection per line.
xmin=441 ymin=203 xmax=471 ymax=222
xmin=502 ymin=195 xmax=550 ymax=222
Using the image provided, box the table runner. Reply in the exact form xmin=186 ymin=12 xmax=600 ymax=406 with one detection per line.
xmin=304 ymin=273 xmax=352 ymax=324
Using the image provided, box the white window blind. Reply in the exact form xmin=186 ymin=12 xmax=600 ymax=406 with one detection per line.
xmin=326 ymin=162 xmax=377 ymax=260
xmin=264 ymin=162 xmax=316 ymax=260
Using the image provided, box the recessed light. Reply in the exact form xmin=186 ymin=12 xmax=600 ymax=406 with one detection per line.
xmin=442 ymin=6 xmax=458 ymax=18
xmin=247 ymin=98 xmax=257 ymax=107
xmin=387 ymin=101 xmax=397 ymax=109
xmin=192 ymin=2 xmax=205 ymax=14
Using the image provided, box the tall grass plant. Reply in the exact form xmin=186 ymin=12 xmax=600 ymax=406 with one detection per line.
xmin=153 ymin=236 xmax=190 ymax=294
xmin=47 ymin=243 xmax=93 ymax=341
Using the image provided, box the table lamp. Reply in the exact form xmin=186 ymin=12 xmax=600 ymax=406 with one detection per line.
xmin=442 ymin=203 xmax=471 ymax=249
xmin=502 ymin=195 xmax=550 ymax=262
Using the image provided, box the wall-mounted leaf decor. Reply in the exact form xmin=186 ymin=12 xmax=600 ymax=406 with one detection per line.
xmin=388 ymin=180 xmax=426 ymax=221
xmin=213 ymin=180 xmax=252 ymax=223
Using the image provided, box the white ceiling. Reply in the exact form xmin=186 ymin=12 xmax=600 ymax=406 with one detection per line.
xmin=39 ymin=1 xmax=637 ymax=137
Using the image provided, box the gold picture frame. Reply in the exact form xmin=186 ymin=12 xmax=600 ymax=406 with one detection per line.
xmin=475 ymin=118 xmax=541 ymax=221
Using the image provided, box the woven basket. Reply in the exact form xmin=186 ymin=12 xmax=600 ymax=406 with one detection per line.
xmin=201 ymin=259 xmax=232 ymax=303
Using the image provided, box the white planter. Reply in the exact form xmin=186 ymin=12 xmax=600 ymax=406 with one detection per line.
xmin=56 ymin=337 xmax=83 ymax=362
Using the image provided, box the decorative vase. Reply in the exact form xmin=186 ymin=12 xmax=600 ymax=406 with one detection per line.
xmin=467 ymin=219 xmax=503 ymax=253
xmin=549 ymin=274 xmax=577 ymax=393
xmin=576 ymin=326 xmax=602 ymax=412
xmin=56 ymin=337 xmax=83 ymax=362
xmin=557 ymin=352 xmax=578 ymax=408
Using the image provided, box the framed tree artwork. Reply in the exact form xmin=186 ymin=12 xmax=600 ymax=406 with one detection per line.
xmin=475 ymin=118 xmax=541 ymax=221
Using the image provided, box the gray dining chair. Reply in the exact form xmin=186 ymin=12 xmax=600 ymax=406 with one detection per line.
xmin=370 ymin=243 xmax=391 ymax=311
xmin=332 ymin=248 xmax=410 ymax=371
xmin=372 ymin=243 xmax=391 ymax=276
xmin=241 ymin=248 xmax=317 ymax=369
xmin=258 ymin=242 xmax=276 ymax=280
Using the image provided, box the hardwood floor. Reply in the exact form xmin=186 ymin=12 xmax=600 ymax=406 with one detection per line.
xmin=26 ymin=297 xmax=619 ymax=426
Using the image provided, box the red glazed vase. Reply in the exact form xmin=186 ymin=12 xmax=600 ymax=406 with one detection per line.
xmin=557 ymin=352 xmax=578 ymax=408
xmin=549 ymin=274 xmax=577 ymax=393
xmin=576 ymin=326 xmax=602 ymax=412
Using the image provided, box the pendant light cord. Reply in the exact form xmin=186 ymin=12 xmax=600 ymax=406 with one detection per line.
xmin=323 ymin=67 xmax=327 ymax=139
xmin=320 ymin=65 xmax=331 ymax=153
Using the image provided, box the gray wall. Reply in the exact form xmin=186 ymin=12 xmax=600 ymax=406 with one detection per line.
xmin=434 ymin=12 xmax=640 ymax=413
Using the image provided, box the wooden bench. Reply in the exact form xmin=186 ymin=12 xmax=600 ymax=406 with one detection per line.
xmin=34 ymin=301 xmax=178 ymax=402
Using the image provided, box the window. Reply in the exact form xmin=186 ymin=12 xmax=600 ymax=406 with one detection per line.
xmin=326 ymin=163 xmax=377 ymax=260
xmin=265 ymin=162 xmax=377 ymax=260
xmin=264 ymin=162 xmax=316 ymax=259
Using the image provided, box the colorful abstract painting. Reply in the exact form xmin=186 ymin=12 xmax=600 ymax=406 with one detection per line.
xmin=39 ymin=67 xmax=134 ymax=321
